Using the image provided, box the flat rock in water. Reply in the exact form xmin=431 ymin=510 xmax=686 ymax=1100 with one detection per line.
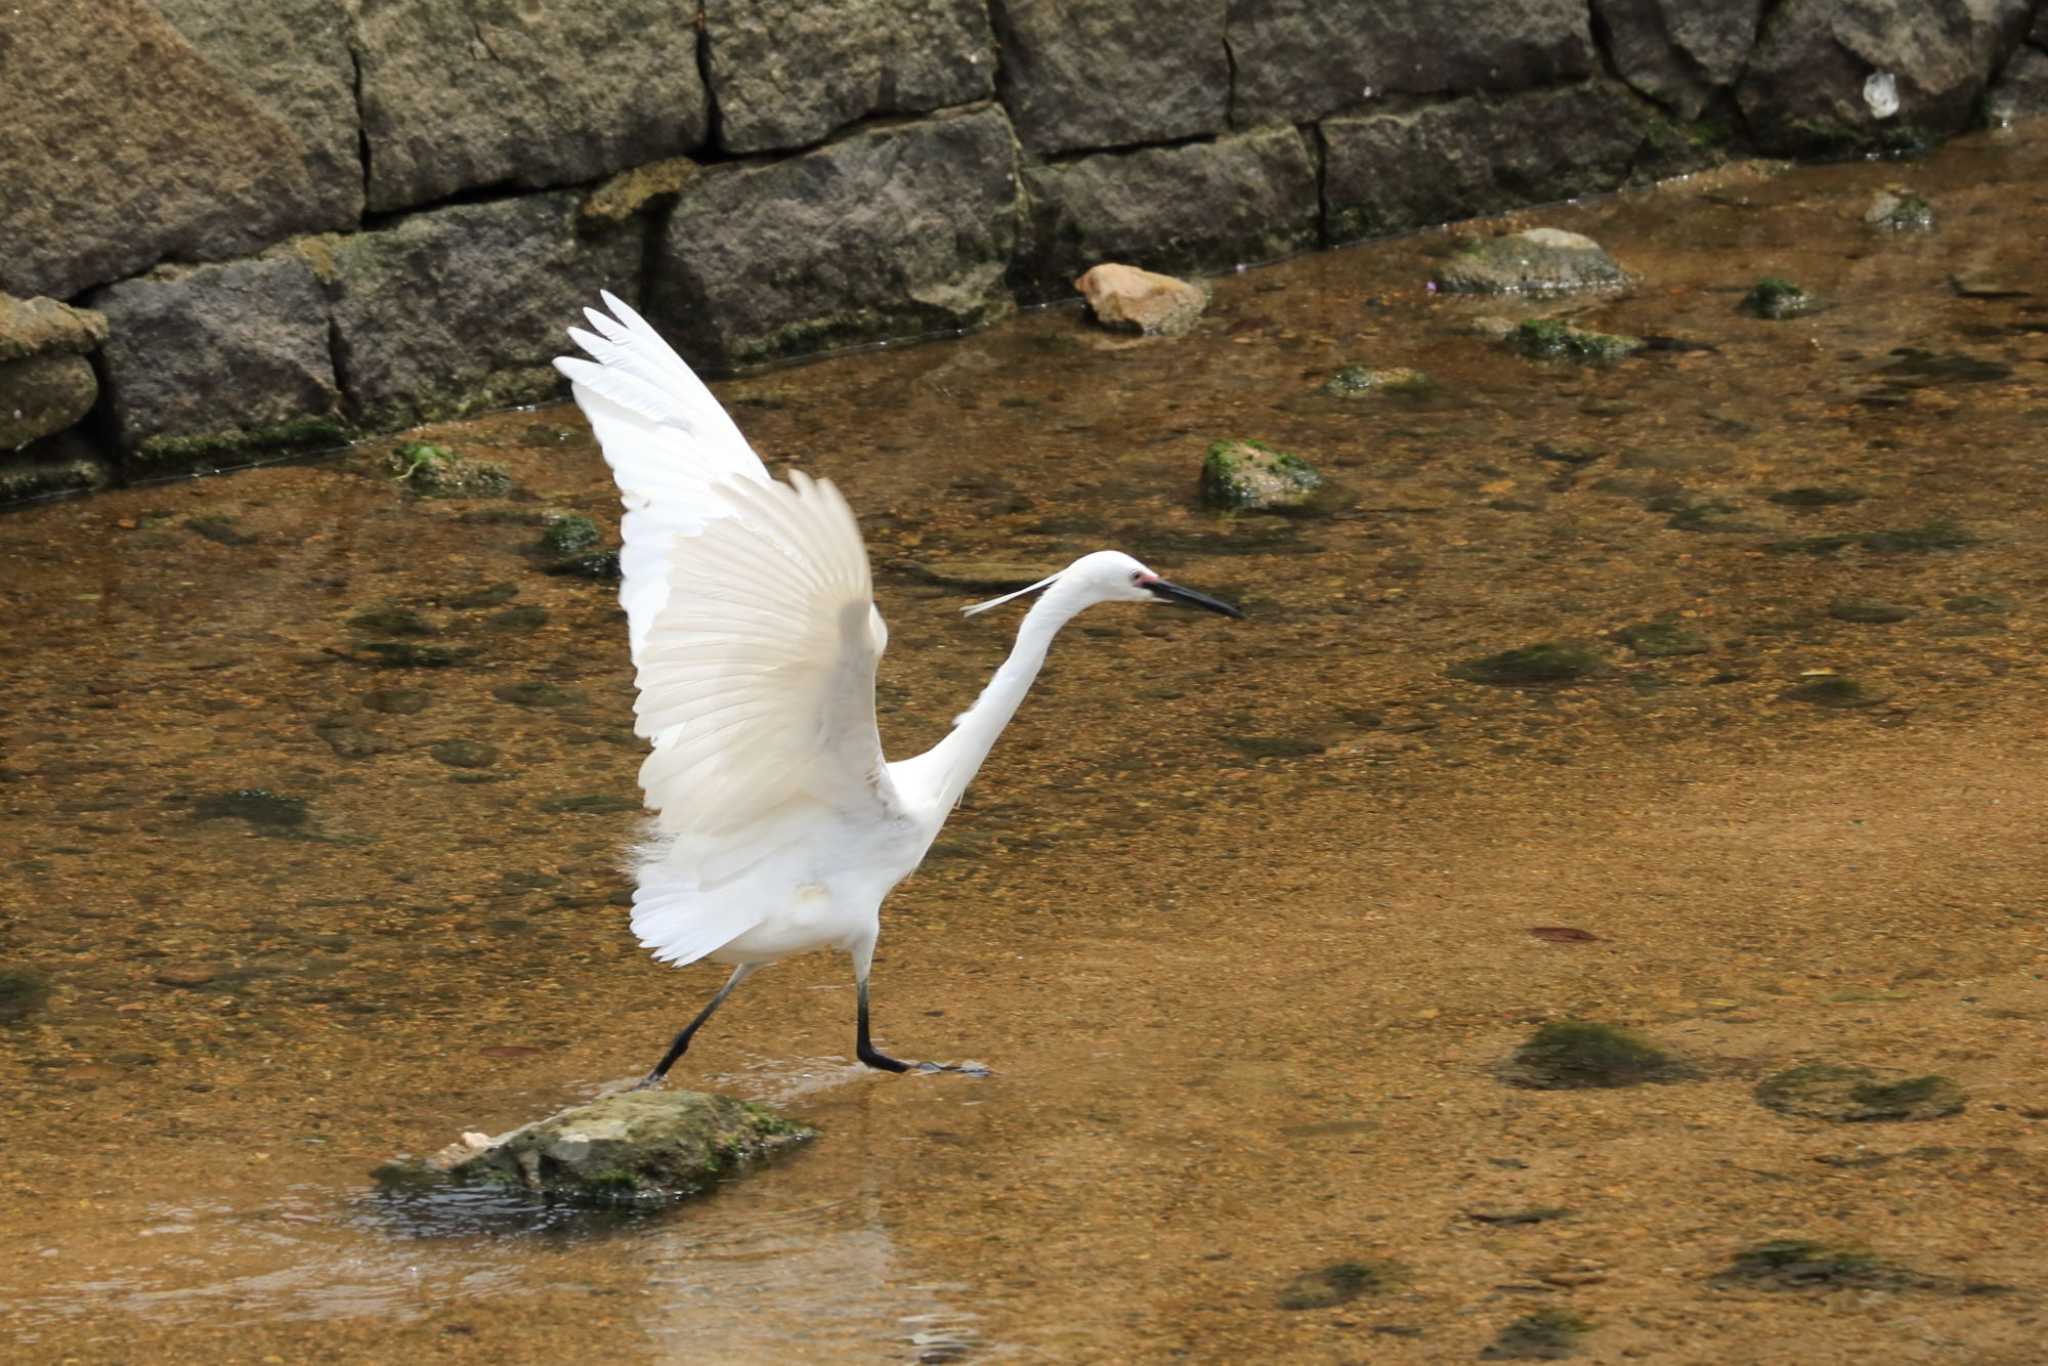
xmin=1073 ymin=263 xmax=1208 ymax=338
xmin=376 ymin=1090 xmax=814 ymax=1206
xmin=1433 ymin=228 xmax=1624 ymax=294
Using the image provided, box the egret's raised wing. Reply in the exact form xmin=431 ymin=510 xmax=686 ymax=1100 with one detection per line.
xmin=634 ymin=470 xmax=900 ymax=888
xmin=552 ymin=290 xmax=767 ymax=664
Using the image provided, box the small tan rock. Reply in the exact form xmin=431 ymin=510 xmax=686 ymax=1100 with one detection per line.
xmin=1074 ymin=263 xmax=1208 ymax=338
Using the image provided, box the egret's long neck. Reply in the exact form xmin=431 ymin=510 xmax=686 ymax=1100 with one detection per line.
xmin=904 ymin=586 xmax=1087 ymax=815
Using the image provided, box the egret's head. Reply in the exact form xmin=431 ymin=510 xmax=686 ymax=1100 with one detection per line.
xmin=963 ymin=549 xmax=1243 ymax=619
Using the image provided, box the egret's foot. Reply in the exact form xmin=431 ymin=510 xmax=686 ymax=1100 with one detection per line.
xmin=629 ymin=1070 xmax=669 ymax=1092
xmin=857 ymin=1044 xmax=912 ymax=1073
xmin=914 ymin=1060 xmax=994 ymax=1077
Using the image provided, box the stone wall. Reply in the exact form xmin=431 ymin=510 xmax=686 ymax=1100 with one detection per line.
xmin=3 ymin=0 xmax=2044 ymax=501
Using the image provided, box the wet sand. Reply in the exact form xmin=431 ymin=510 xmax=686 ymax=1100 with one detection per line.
xmin=3 ymin=128 xmax=2046 ymax=1362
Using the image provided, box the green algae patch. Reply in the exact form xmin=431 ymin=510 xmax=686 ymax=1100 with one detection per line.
xmin=134 ymin=415 xmax=351 ymax=472
xmin=1506 ymin=319 xmax=1642 ymax=363
xmin=0 ymin=966 xmax=52 ymax=1025
xmin=1451 ymin=642 xmax=1602 ymax=686
xmin=1755 ymin=1064 xmax=1966 ymax=1123
xmin=1276 ymin=1258 xmax=1404 ymax=1310
xmin=375 ymin=1090 xmax=814 ymax=1208
xmin=1739 ymin=277 xmax=1816 ymax=320
xmin=1480 ymin=1308 xmax=1593 ymax=1360
xmin=1616 ymin=621 xmax=1709 ymax=658
xmin=387 ymin=441 xmax=514 ymax=498
xmin=1506 ymin=1020 xmax=1690 ymax=1090
xmin=538 ymin=513 xmax=602 ymax=556
xmin=1199 ymin=439 xmax=1323 ymax=511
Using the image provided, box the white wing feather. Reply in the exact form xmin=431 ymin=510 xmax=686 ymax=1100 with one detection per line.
xmin=551 ymin=290 xmax=767 ymax=664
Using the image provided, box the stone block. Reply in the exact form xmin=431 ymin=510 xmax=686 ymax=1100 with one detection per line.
xmin=990 ymin=0 xmax=1229 ymax=154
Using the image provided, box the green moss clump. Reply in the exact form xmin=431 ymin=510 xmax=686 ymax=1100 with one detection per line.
xmin=1508 ymin=1020 xmax=1688 ymax=1090
xmin=1480 ymin=1308 xmax=1593 ymax=1360
xmin=1277 ymin=1259 xmax=1404 ymax=1310
xmin=1616 ymin=621 xmax=1709 ymax=657
xmin=1868 ymin=190 xmax=1935 ymax=231
xmin=1507 ymin=319 xmax=1642 ymax=363
xmin=1451 ymin=642 xmax=1602 ymax=685
xmin=538 ymin=513 xmax=601 ymax=556
xmin=0 ymin=967 xmax=52 ymax=1024
xmin=387 ymin=442 xmax=513 ymax=498
xmin=1740 ymin=277 xmax=1815 ymax=320
xmin=1199 ymin=439 xmax=1323 ymax=511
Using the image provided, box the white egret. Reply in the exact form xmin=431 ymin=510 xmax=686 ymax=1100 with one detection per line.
xmin=554 ymin=292 xmax=1242 ymax=1083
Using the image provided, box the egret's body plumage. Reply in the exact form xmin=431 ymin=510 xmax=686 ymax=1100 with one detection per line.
xmin=554 ymin=293 xmax=1239 ymax=1079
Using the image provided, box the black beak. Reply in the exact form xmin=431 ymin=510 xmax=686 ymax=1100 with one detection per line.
xmin=1146 ymin=579 xmax=1244 ymax=619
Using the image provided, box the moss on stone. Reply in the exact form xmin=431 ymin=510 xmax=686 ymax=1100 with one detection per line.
xmin=538 ymin=513 xmax=601 ymax=556
xmin=195 ymin=789 xmax=309 ymax=828
xmin=134 ymin=414 xmax=350 ymax=470
xmin=1199 ymin=439 xmax=1323 ymax=511
xmin=1481 ymin=1308 xmax=1593 ymax=1360
xmin=1616 ymin=621 xmax=1709 ymax=657
xmin=1756 ymin=1063 xmax=1965 ymax=1121
xmin=1451 ymin=642 xmax=1602 ymax=685
xmin=1321 ymin=365 xmax=1432 ymax=398
xmin=348 ymin=607 xmax=437 ymax=637
xmin=1780 ymin=677 xmax=1880 ymax=708
xmin=387 ymin=441 xmax=514 ymax=498
xmin=1507 ymin=319 xmax=1642 ymax=363
xmin=1507 ymin=1020 xmax=1688 ymax=1089
xmin=1740 ymin=277 xmax=1815 ymax=320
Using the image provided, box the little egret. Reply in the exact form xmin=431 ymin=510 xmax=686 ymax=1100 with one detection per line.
xmin=554 ymin=293 xmax=1242 ymax=1083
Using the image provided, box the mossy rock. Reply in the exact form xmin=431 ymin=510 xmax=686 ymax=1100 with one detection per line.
xmin=1505 ymin=319 xmax=1642 ymax=364
xmin=1480 ymin=1308 xmax=1593 ymax=1360
xmin=538 ymin=513 xmax=602 ymax=556
xmin=1320 ymin=365 xmax=1432 ymax=398
xmin=1276 ymin=1259 xmax=1404 ymax=1310
xmin=1506 ymin=1020 xmax=1690 ymax=1090
xmin=387 ymin=441 xmax=514 ymax=498
xmin=1616 ymin=621 xmax=1709 ymax=658
xmin=428 ymin=739 xmax=499 ymax=769
xmin=1866 ymin=189 xmax=1935 ymax=231
xmin=1199 ymin=439 xmax=1323 ymax=511
xmin=1780 ymin=676 xmax=1883 ymax=708
xmin=0 ymin=967 xmax=52 ymax=1024
xmin=375 ymin=1090 xmax=814 ymax=1208
xmin=1451 ymin=642 xmax=1602 ymax=686
xmin=1754 ymin=1064 xmax=1965 ymax=1123
xmin=1739 ymin=277 xmax=1817 ymax=320
xmin=1715 ymin=1239 xmax=1904 ymax=1291
xmin=135 ymin=415 xmax=351 ymax=471
xmin=1828 ymin=597 xmax=1913 ymax=624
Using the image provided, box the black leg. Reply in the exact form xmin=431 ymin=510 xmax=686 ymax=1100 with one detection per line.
xmin=634 ymin=964 xmax=754 ymax=1090
xmin=854 ymin=974 xmax=912 ymax=1073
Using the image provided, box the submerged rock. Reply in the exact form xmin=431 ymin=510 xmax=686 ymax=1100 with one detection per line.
xmin=375 ymin=1090 xmax=813 ymax=1207
xmin=1714 ymin=1239 xmax=1914 ymax=1292
xmin=1780 ymin=676 xmax=1885 ymax=708
xmin=1277 ymin=1259 xmax=1403 ymax=1310
xmin=1433 ymin=228 xmax=1624 ymax=294
xmin=0 ymin=966 xmax=52 ymax=1025
xmin=1480 ymin=1308 xmax=1593 ymax=1360
xmin=1616 ymin=621 xmax=1709 ymax=657
xmin=1199 ymin=439 xmax=1322 ymax=511
xmin=1506 ymin=1020 xmax=1690 ymax=1089
xmin=538 ymin=513 xmax=602 ymax=556
xmin=1739 ymin=276 xmax=1817 ymax=319
xmin=1828 ymin=597 xmax=1914 ymax=624
xmin=1755 ymin=1064 xmax=1965 ymax=1122
xmin=387 ymin=442 xmax=514 ymax=498
xmin=1073 ymin=263 xmax=1208 ymax=338
xmin=195 ymin=788 xmax=309 ymax=828
xmin=1451 ymin=643 xmax=1602 ymax=685
xmin=1505 ymin=319 xmax=1642 ymax=363
xmin=1320 ymin=364 xmax=1432 ymax=397
xmin=1866 ymin=188 xmax=1935 ymax=231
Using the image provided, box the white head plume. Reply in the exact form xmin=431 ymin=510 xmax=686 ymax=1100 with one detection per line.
xmin=961 ymin=570 xmax=1062 ymax=617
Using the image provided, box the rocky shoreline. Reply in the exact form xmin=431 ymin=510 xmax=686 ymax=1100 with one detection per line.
xmin=4 ymin=0 xmax=2046 ymax=502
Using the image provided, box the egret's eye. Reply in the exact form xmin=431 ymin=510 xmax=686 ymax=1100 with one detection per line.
xmin=1130 ymin=570 xmax=1144 ymax=584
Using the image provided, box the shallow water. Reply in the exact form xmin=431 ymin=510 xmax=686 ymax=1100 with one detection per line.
xmin=4 ymin=129 xmax=2048 ymax=1362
